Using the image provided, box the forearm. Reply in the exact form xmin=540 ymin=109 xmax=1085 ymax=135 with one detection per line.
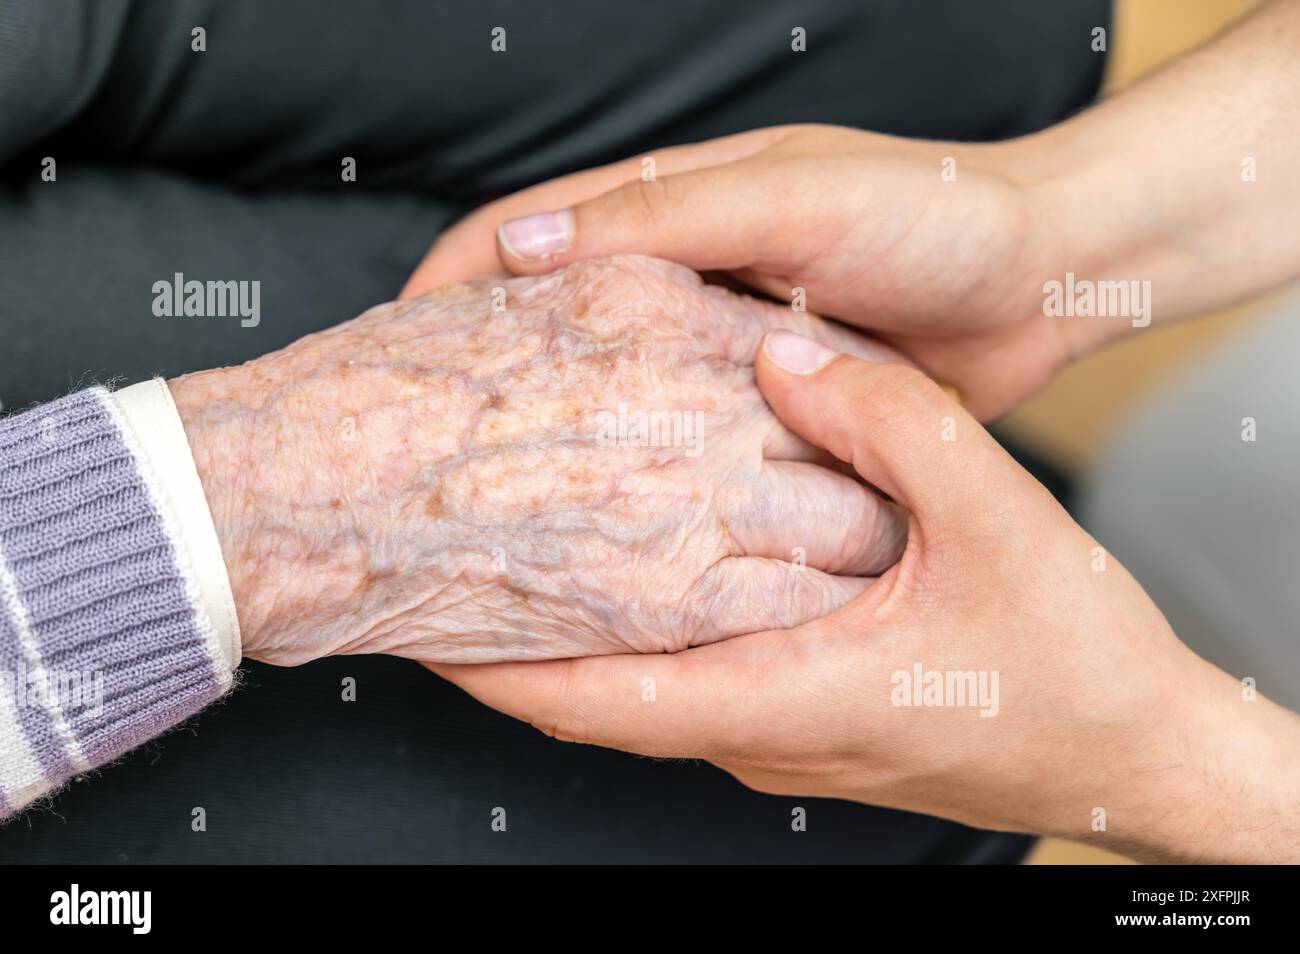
xmin=1022 ymin=0 xmax=1300 ymax=350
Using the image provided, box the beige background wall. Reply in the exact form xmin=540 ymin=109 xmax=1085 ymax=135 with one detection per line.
xmin=1019 ymin=0 xmax=1264 ymax=866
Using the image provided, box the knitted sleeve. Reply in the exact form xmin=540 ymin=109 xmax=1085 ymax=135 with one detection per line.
xmin=0 ymin=387 xmax=236 ymax=820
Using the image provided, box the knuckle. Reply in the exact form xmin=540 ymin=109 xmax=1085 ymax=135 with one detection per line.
xmin=783 ymin=569 xmax=827 ymax=627
xmin=681 ymin=561 xmax=732 ymax=644
xmin=616 ymin=177 xmax=672 ymax=231
xmin=527 ymin=715 xmax=563 ymax=740
xmin=524 ymin=661 xmax=585 ymax=743
xmin=527 ymin=712 xmax=591 ymax=745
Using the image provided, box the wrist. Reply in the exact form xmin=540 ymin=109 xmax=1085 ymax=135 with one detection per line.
xmin=992 ymin=124 xmax=1153 ymax=360
xmin=1153 ymin=665 xmax=1300 ymax=863
xmin=1016 ymin=39 xmax=1300 ymax=344
xmin=958 ymin=130 xmax=1136 ymax=369
xmin=169 ymin=350 xmax=470 ymax=667
xmin=167 ymin=367 xmax=269 ymax=659
xmin=1069 ymin=655 xmax=1300 ymax=863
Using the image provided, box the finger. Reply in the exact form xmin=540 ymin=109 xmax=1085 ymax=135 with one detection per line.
xmin=400 ymin=127 xmax=793 ymax=296
xmin=755 ymin=330 xmax=1012 ymax=523
xmin=728 ymin=461 xmax=906 ymax=576
xmin=492 ymin=160 xmax=806 ymax=276
xmin=429 ymin=585 xmax=855 ymax=759
xmin=687 ymin=556 xmax=870 ymax=646
xmin=760 ymin=416 xmax=871 ymax=506
xmin=426 ymin=628 xmax=784 ymax=758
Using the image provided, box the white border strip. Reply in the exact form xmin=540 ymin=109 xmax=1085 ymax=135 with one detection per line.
xmin=0 ymin=539 xmax=91 ymax=775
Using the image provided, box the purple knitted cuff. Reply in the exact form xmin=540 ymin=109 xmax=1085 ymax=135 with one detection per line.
xmin=0 ymin=388 xmax=232 ymax=820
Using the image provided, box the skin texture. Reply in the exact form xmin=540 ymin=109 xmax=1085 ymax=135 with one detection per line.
xmin=432 ymin=338 xmax=1300 ymax=863
xmin=170 ymin=255 xmax=907 ymax=666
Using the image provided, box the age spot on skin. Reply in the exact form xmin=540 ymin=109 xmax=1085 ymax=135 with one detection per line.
xmin=501 ymin=579 xmax=534 ymax=607
xmin=425 ymin=491 xmax=446 ymax=519
xmin=358 ymin=566 xmax=395 ymax=595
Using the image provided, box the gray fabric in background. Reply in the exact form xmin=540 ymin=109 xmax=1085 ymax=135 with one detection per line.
xmin=0 ymin=0 xmax=1108 ymax=862
xmin=1083 ymin=302 xmax=1300 ymax=715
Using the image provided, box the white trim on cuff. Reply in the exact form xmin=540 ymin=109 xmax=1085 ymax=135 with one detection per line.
xmin=110 ymin=378 xmax=242 ymax=670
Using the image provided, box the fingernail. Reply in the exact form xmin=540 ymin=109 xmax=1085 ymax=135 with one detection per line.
xmin=498 ymin=209 xmax=574 ymax=261
xmin=764 ymin=331 xmax=839 ymax=375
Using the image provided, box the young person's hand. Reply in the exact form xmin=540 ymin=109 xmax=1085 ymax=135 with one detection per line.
xmin=430 ymin=332 xmax=1300 ymax=863
xmin=403 ymin=124 xmax=1076 ymax=419
xmin=405 ymin=2 xmax=1300 ymax=421
xmin=170 ymin=256 xmax=907 ymax=666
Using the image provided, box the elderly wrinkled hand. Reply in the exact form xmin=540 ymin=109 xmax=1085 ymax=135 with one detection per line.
xmin=428 ymin=333 xmax=1300 ymax=863
xmin=168 ymin=255 xmax=906 ymax=666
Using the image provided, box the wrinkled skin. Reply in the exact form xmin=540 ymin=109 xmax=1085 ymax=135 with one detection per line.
xmin=170 ymin=256 xmax=906 ymax=666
